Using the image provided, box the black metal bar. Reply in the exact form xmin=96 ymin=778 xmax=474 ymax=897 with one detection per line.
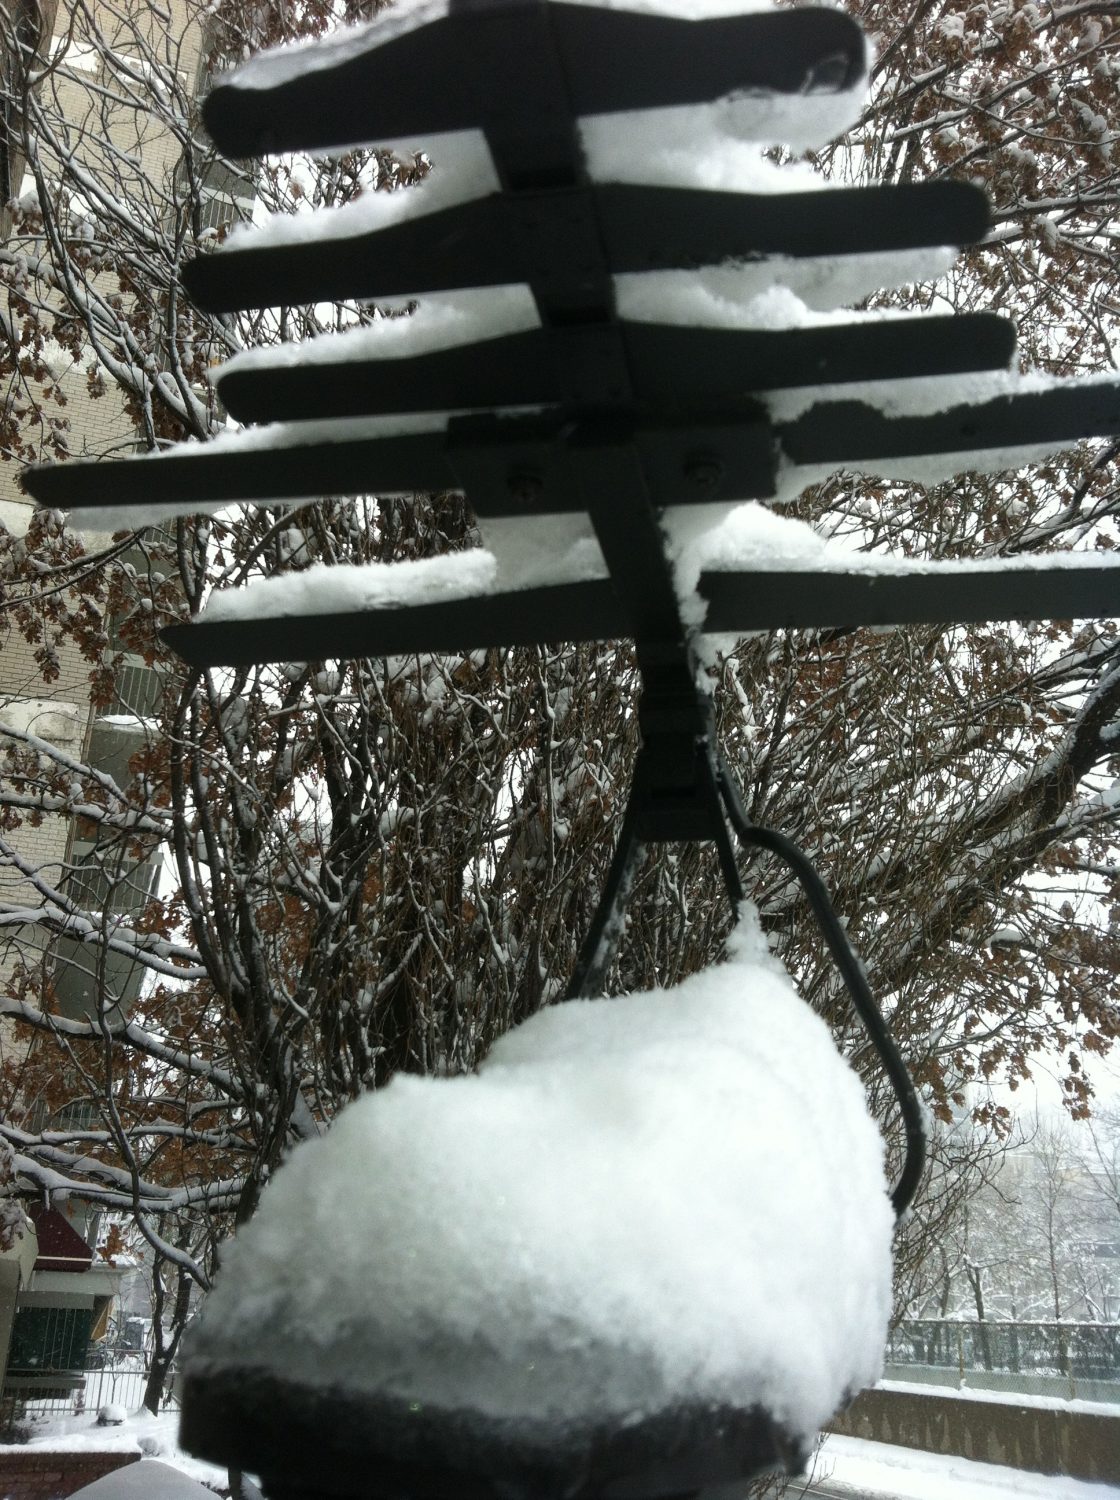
xmin=716 ymin=758 xmax=927 ymax=1220
xmin=550 ymin=3 xmax=866 ymax=111
xmin=160 ymin=579 xmax=624 ymax=667
xmin=217 ymin=314 xmax=1017 ymax=424
xmin=217 ymin=327 xmax=608 ymax=423
xmin=160 ymin=559 xmax=1120 ymax=669
xmin=698 ymin=563 xmax=1120 ymax=632
xmin=622 ymin=316 xmax=1016 ymax=400
xmin=181 ymin=194 xmax=511 ymax=313
xmin=563 ymin=421 xmax=707 ymax=775
xmin=200 ymin=3 xmax=864 ymax=161
xmin=781 ymin=382 xmax=1120 ymax=466
xmin=448 ymin=409 xmax=779 ymax=514
xmin=21 ymin=410 xmax=781 ymax=516
xmin=28 ymin=378 xmax=1120 ymax=524
xmin=182 ymin=179 xmax=990 ymax=315
xmin=21 ymin=430 xmax=459 ymax=512
xmin=595 ymin=179 xmax=991 ymax=266
xmin=463 ymin=1 xmax=593 ymax=199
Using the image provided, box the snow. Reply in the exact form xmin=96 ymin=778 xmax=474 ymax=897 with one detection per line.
xmin=577 ymin=1 xmax=867 ymax=159
xmin=671 ymin=500 xmax=1119 ymax=590
xmin=224 ymin=281 xmax=918 ymax=386
xmin=224 ymin=116 xmax=932 ymax=322
xmin=199 ymin=518 xmax=608 ymax=626
xmin=1 ymin=1409 xmax=227 ymax=1493
xmin=224 ymin=132 xmax=499 ymax=251
xmin=778 ymin=440 xmax=1100 ymax=497
xmin=616 ymin=245 xmax=959 ymax=320
xmin=623 ymin=281 xmax=907 ymax=332
xmin=876 ymin=1378 xmax=1120 ymax=1417
xmin=477 ymin=511 xmax=605 ymax=590
xmin=228 ymin=6 xmax=863 ymax=254
xmin=0 ymin=1432 xmax=140 ymax=1454
xmin=228 ymin=0 xmax=448 ymax=92
xmin=174 ymin=410 xmax=445 ymax=456
xmin=223 ymin=286 xmax=539 ymax=375
xmin=208 ymin=1 xmax=1002 ymax=376
xmin=70 ymin=1460 xmax=218 ymax=1499
xmin=200 ymin=548 xmax=496 ymax=624
xmin=186 ymin=912 xmax=894 ymax=1450
xmin=805 ymin=1433 xmax=1120 ymax=1500
xmin=228 ymin=180 xmax=947 ymax=338
xmin=578 ymin=77 xmax=864 ymax=172
xmin=790 ymin=441 xmax=1075 ymax=490
xmin=192 ymin=498 xmax=1116 ymax=639
xmin=203 ymin=0 xmax=882 ymax=379
xmin=767 ymin=364 xmax=1120 ymax=428
xmin=937 ymin=14 xmax=967 ymax=42
xmin=766 ymin=365 xmax=1120 ymax=493
xmin=565 ymin=0 xmax=778 ymax=13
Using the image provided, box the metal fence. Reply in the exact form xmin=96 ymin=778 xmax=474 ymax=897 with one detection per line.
xmin=886 ymin=1319 xmax=1120 ymax=1404
xmin=0 ymin=1355 xmax=176 ymax=1441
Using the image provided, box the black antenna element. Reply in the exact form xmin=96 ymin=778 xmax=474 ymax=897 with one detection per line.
xmin=21 ymin=1 xmax=1120 ymax=1496
xmin=182 ymin=179 xmax=992 ymax=312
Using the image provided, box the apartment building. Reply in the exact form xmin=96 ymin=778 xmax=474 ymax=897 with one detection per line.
xmin=1 ymin=0 xmax=223 ymax=1401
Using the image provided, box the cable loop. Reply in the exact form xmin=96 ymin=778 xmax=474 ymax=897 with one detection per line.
xmin=566 ymin=741 xmax=927 ymax=1221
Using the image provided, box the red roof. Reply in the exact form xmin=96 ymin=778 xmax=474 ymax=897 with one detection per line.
xmin=27 ymin=1204 xmax=94 ymax=1273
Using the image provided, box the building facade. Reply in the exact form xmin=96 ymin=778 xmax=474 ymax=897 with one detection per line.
xmin=0 ymin=0 xmax=215 ymax=1405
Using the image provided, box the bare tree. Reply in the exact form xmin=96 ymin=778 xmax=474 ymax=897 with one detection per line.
xmin=0 ymin=0 xmax=1116 ymax=1407
xmin=1088 ymin=1100 xmax=1120 ymax=1220
xmin=908 ymin=1113 xmax=1120 ymax=1338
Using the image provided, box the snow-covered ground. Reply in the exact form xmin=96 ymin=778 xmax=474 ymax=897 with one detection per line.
xmin=876 ymin=1377 xmax=1118 ymax=1416
xmin=801 ymin=1433 xmax=1120 ymax=1500
xmin=2 ymin=1408 xmax=228 ymax=1494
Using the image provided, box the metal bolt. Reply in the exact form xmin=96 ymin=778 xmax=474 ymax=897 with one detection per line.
xmin=685 ymin=455 xmax=723 ymax=492
xmin=507 ymin=469 xmax=544 ymax=506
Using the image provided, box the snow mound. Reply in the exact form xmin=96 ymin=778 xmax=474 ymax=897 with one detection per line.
xmin=187 ymin=915 xmax=893 ymax=1447
xmin=70 ymin=1459 xmax=218 ymax=1499
xmin=198 ymin=517 xmax=609 ymax=627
